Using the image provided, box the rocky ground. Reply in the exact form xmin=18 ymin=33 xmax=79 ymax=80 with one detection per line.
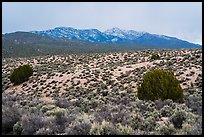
xmin=2 ymin=48 xmax=202 ymax=135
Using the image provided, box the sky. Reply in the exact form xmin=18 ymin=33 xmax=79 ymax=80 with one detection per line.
xmin=2 ymin=2 xmax=202 ymax=45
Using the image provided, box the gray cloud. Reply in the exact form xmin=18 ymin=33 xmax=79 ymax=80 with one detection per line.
xmin=2 ymin=2 xmax=202 ymax=44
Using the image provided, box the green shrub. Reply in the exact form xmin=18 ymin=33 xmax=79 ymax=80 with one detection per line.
xmin=13 ymin=122 xmax=23 ymax=135
xmin=170 ymin=110 xmax=186 ymax=129
xmin=116 ymin=123 xmax=134 ymax=135
xmin=151 ymin=53 xmax=160 ymax=60
xmin=137 ymin=69 xmax=183 ymax=102
xmin=10 ymin=64 xmax=33 ymax=85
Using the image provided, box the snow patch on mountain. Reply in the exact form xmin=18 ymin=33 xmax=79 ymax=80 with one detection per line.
xmin=104 ymin=27 xmax=147 ymax=40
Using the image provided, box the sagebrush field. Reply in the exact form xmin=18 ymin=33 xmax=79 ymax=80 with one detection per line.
xmin=2 ymin=48 xmax=202 ymax=135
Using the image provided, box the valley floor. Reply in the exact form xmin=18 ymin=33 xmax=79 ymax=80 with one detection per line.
xmin=2 ymin=48 xmax=202 ymax=135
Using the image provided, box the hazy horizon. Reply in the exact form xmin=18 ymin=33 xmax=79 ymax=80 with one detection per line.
xmin=2 ymin=2 xmax=202 ymax=45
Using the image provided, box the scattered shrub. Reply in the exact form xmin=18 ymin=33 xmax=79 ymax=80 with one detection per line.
xmin=129 ymin=113 xmax=143 ymax=130
xmin=21 ymin=113 xmax=45 ymax=135
xmin=35 ymin=127 xmax=53 ymax=135
xmin=137 ymin=69 xmax=184 ymax=102
xmin=184 ymin=90 xmax=202 ymax=115
xmin=90 ymin=121 xmax=117 ymax=135
xmin=155 ymin=99 xmax=165 ymax=110
xmin=160 ymin=105 xmax=174 ymax=117
xmin=40 ymin=104 xmax=56 ymax=113
xmin=187 ymin=123 xmax=202 ymax=135
xmin=151 ymin=53 xmax=160 ymax=60
xmin=178 ymin=123 xmax=192 ymax=135
xmin=116 ymin=123 xmax=134 ymax=135
xmin=65 ymin=121 xmax=92 ymax=135
xmin=139 ymin=116 xmax=156 ymax=131
xmin=2 ymin=104 xmax=21 ymax=134
xmin=55 ymin=98 xmax=71 ymax=108
xmin=170 ymin=110 xmax=186 ymax=129
xmin=2 ymin=50 xmax=202 ymax=135
xmin=10 ymin=64 xmax=33 ymax=85
xmin=183 ymin=112 xmax=202 ymax=135
xmin=157 ymin=124 xmax=176 ymax=135
xmin=13 ymin=122 xmax=23 ymax=135
xmin=110 ymin=111 xmax=130 ymax=125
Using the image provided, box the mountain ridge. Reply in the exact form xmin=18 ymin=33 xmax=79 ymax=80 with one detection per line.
xmin=2 ymin=27 xmax=201 ymax=58
xmin=3 ymin=31 xmax=149 ymax=58
xmin=30 ymin=26 xmax=201 ymax=48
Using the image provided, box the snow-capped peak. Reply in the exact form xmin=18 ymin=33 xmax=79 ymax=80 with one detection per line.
xmin=104 ymin=27 xmax=123 ymax=33
xmin=104 ymin=27 xmax=127 ymax=38
xmin=104 ymin=28 xmax=147 ymax=40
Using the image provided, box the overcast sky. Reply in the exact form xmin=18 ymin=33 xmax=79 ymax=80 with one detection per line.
xmin=2 ymin=2 xmax=202 ymax=45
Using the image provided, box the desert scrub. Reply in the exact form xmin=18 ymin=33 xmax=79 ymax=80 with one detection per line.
xmin=65 ymin=120 xmax=92 ymax=135
xmin=170 ymin=110 xmax=186 ymax=129
xmin=129 ymin=113 xmax=143 ymax=130
xmin=10 ymin=64 xmax=33 ymax=85
xmin=40 ymin=104 xmax=56 ymax=113
xmin=139 ymin=116 xmax=157 ymax=131
xmin=55 ymin=98 xmax=71 ymax=108
xmin=156 ymin=123 xmax=176 ymax=135
xmin=90 ymin=121 xmax=117 ymax=135
xmin=137 ymin=69 xmax=183 ymax=102
xmin=35 ymin=127 xmax=54 ymax=135
xmin=160 ymin=105 xmax=174 ymax=117
xmin=2 ymin=102 xmax=21 ymax=134
xmin=178 ymin=111 xmax=202 ymax=135
xmin=45 ymin=107 xmax=66 ymax=117
xmin=21 ymin=113 xmax=45 ymax=135
xmin=13 ymin=121 xmax=23 ymax=135
xmin=144 ymin=110 xmax=161 ymax=120
xmin=65 ymin=113 xmax=94 ymax=135
xmin=116 ymin=123 xmax=134 ymax=135
xmin=184 ymin=89 xmax=202 ymax=115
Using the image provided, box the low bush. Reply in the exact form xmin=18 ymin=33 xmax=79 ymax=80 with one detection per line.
xmin=151 ymin=53 xmax=160 ymax=60
xmin=21 ymin=113 xmax=45 ymax=135
xmin=90 ymin=121 xmax=117 ymax=135
xmin=13 ymin=121 xmax=23 ymax=135
xmin=157 ymin=124 xmax=176 ymax=135
xmin=130 ymin=113 xmax=143 ymax=130
xmin=2 ymin=103 xmax=21 ymax=134
xmin=160 ymin=105 xmax=174 ymax=117
xmin=65 ymin=121 xmax=92 ymax=135
xmin=116 ymin=123 xmax=134 ymax=135
xmin=139 ymin=116 xmax=156 ymax=131
xmin=170 ymin=110 xmax=186 ymax=129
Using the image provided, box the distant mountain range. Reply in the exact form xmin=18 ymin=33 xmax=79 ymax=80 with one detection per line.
xmin=31 ymin=27 xmax=201 ymax=48
xmin=2 ymin=27 xmax=201 ymax=58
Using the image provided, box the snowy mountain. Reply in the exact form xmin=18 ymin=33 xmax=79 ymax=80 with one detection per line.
xmin=31 ymin=27 xmax=147 ymax=43
xmin=3 ymin=28 xmax=201 ymax=58
xmin=30 ymin=26 xmax=201 ymax=49
xmin=104 ymin=27 xmax=146 ymax=40
xmin=31 ymin=27 xmax=117 ymax=43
